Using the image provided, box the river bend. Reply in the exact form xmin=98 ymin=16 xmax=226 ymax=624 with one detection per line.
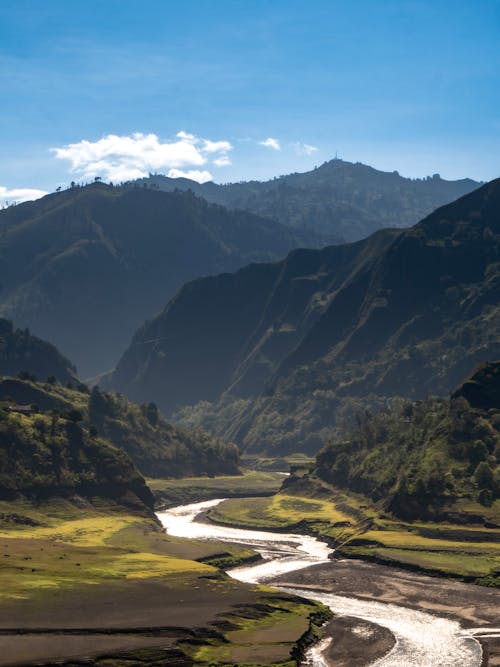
xmin=158 ymin=499 xmax=482 ymax=667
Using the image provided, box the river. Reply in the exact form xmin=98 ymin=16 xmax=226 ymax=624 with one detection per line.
xmin=157 ymin=499 xmax=483 ymax=667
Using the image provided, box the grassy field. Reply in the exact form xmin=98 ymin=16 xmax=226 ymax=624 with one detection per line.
xmin=149 ymin=469 xmax=287 ymax=508
xmin=207 ymin=488 xmax=500 ymax=586
xmin=207 ymin=494 xmax=351 ymax=530
xmin=241 ymin=453 xmax=315 ymax=472
xmin=0 ymin=497 xmax=331 ymax=665
xmin=0 ymin=498 xmax=224 ymax=601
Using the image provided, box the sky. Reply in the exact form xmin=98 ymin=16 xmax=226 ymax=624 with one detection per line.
xmin=0 ymin=0 xmax=499 ymax=202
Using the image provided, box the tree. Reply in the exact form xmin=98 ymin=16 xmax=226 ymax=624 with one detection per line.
xmin=89 ymin=386 xmax=108 ymax=426
xmin=66 ymin=409 xmax=83 ymax=423
xmin=144 ymin=402 xmax=159 ymax=426
xmin=473 ymin=461 xmax=494 ymax=490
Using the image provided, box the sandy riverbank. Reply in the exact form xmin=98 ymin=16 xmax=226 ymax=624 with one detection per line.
xmin=276 ymin=558 xmax=500 ymax=666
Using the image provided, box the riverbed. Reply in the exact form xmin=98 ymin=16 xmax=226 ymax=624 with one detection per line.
xmin=158 ymin=499 xmax=498 ymax=666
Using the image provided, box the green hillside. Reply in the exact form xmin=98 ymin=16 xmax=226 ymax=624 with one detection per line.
xmin=111 ymin=179 xmax=500 ymax=455
xmin=315 ymin=361 xmax=500 ymax=521
xmin=0 ymin=395 xmax=153 ymax=512
xmin=0 ymin=378 xmax=239 ymax=479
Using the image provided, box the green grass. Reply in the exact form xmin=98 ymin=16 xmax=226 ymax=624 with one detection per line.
xmin=180 ymin=595 xmax=331 ymax=666
xmin=149 ymin=470 xmax=286 ymax=508
xmin=207 ymin=494 xmax=352 ymax=531
xmin=0 ymin=498 xmax=219 ymax=600
xmin=0 ymin=497 xmax=331 ymax=665
xmin=207 ymin=488 xmax=500 ymax=586
xmin=343 ymin=546 xmax=500 ymax=578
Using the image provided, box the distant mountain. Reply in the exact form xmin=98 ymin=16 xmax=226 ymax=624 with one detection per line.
xmin=0 ymin=377 xmax=239 ymax=478
xmin=0 ymin=318 xmax=76 ymax=383
xmin=109 ymin=179 xmax=500 ymax=454
xmin=0 ymin=183 xmax=317 ymax=376
xmin=313 ymin=361 xmax=500 ymax=520
xmin=137 ymin=159 xmax=480 ymax=242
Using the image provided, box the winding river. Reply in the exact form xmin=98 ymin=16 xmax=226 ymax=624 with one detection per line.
xmin=158 ymin=499 xmax=483 ymax=667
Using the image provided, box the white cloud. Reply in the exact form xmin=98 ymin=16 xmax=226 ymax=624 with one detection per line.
xmin=176 ymin=130 xmax=197 ymax=143
xmin=259 ymin=137 xmax=281 ymax=151
xmin=202 ymin=139 xmax=232 ymax=154
xmin=0 ymin=186 xmax=47 ymax=205
xmin=52 ymin=131 xmax=233 ymax=183
xmin=292 ymin=142 xmax=319 ymax=156
xmin=213 ymin=155 xmax=232 ymax=167
xmin=167 ymin=169 xmax=213 ymax=183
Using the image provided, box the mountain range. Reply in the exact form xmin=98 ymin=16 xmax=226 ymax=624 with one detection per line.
xmin=0 ymin=161 xmax=479 ymax=380
xmin=0 ymin=183 xmax=313 ymax=376
xmin=108 ymin=179 xmax=500 ymax=454
xmin=137 ymin=158 xmax=480 ymax=242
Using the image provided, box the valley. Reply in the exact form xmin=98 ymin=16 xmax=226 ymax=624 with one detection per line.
xmin=1 ymin=4 xmax=498 ymax=666
xmin=0 ymin=169 xmax=498 ymax=667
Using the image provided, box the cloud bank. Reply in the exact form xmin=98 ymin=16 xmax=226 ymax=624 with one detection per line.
xmin=259 ymin=137 xmax=281 ymax=151
xmin=52 ymin=132 xmax=233 ymax=183
xmin=0 ymin=186 xmax=48 ymax=205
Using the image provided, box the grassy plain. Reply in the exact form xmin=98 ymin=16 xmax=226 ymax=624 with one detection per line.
xmin=207 ymin=487 xmax=500 ymax=586
xmin=0 ymin=497 xmax=330 ymax=665
xmin=149 ymin=469 xmax=286 ymax=507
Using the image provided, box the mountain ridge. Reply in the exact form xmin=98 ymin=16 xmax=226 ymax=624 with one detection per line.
xmin=109 ymin=179 xmax=500 ymax=454
xmin=0 ymin=183 xmax=315 ymax=376
xmin=136 ymin=158 xmax=481 ymax=242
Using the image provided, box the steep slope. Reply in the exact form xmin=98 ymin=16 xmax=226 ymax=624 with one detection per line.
xmin=0 ymin=318 xmax=76 ymax=383
xmin=111 ymin=228 xmax=399 ymax=410
xmin=138 ymin=159 xmax=480 ymax=242
xmin=0 ymin=378 xmax=239 ymax=478
xmin=0 ymin=183 xmax=315 ymax=376
xmin=313 ymin=361 xmax=500 ymax=520
xmin=110 ymin=179 xmax=500 ymax=454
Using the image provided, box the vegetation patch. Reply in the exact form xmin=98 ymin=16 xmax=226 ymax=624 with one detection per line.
xmin=207 ymin=494 xmax=351 ymax=531
xmin=150 ymin=470 xmax=285 ymax=508
xmin=180 ymin=595 xmax=331 ymax=666
xmin=0 ymin=499 xmax=218 ymax=600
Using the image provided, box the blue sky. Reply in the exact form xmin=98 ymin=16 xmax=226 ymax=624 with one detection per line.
xmin=0 ymin=0 xmax=499 ymax=200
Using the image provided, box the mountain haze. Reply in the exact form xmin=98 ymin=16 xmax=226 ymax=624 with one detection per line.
xmin=137 ymin=158 xmax=480 ymax=242
xmin=110 ymin=179 xmax=500 ymax=454
xmin=0 ymin=183 xmax=315 ymax=376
